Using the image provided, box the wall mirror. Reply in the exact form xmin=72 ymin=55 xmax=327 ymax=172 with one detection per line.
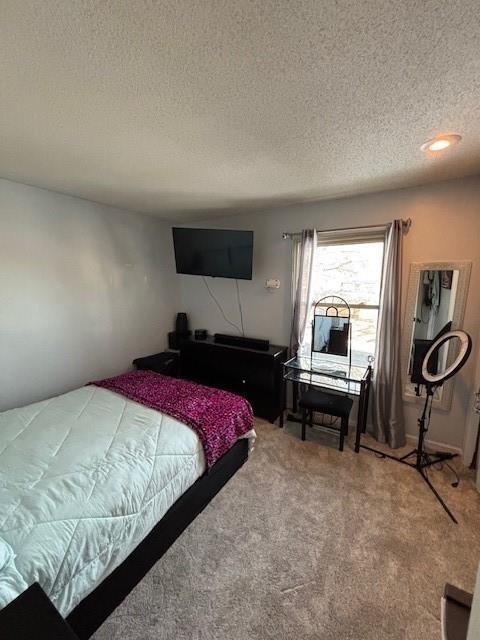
xmin=401 ymin=261 xmax=471 ymax=410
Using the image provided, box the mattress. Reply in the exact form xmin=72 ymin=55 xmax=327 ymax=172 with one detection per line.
xmin=0 ymin=385 xmax=250 ymax=616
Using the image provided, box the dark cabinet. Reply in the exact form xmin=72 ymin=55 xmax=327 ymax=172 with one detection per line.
xmin=0 ymin=583 xmax=79 ymax=640
xmin=132 ymin=351 xmax=180 ymax=377
xmin=180 ymin=338 xmax=288 ymax=422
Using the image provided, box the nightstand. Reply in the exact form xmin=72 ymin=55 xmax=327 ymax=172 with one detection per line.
xmin=0 ymin=583 xmax=79 ymax=640
xmin=132 ymin=351 xmax=179 ymax=377
xmin=441 ymin=583 xmax=473 ymax=640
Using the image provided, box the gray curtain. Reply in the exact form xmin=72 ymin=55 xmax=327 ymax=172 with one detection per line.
xmin=371 ymin=220 xmax=406 ymax=448
xmin=290 ymin=229 xmax=317 ymax=354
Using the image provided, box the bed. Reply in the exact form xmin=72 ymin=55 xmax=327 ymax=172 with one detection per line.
xmin=0 ymin=373 xmax=254 ymax=639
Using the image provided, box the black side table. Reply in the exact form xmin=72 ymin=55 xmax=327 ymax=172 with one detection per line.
xmin=132 ymin=351 xmax=179 ymax=377
xmin=0 ymin=583 xmax=79 ymax=640
xmin=441 ymin=583 xmax=473 ymax=640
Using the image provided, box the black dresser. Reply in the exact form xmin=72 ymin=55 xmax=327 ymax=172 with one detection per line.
xmin=180 ymin=338 xmax=288 ymax=422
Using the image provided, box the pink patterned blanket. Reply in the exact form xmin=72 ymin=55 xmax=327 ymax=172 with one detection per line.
xmin=90 ymin=370 xmax=254 ymax=469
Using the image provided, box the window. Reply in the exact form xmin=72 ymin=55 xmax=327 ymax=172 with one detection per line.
xmin=301 ymin=232 xmax=385 ymax=366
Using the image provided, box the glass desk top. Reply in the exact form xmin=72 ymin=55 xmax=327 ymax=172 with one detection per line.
xmin=283 ymin=356 xmax=371 ymax=396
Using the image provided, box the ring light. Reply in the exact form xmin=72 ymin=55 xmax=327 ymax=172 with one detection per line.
xmin=421 ymin=330 xmax=472 ymax=385
xmin=362 ymin=326 xmax=472 ymax=523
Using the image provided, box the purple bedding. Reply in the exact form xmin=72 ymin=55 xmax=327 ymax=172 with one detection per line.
xmin=90 ymin=370 xmax=254 ymax=469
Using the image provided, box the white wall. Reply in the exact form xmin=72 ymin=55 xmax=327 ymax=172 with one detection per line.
xmin=0 ymin=178 xmax=178 ymax=411
xmin=179 ymin=176 xmax=480 ymax=450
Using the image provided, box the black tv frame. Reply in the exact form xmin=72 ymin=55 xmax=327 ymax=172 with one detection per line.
xmin=172 ymin=227 xmax=253 ymax=280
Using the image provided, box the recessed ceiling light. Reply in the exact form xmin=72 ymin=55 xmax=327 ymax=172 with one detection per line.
xmin=421 ymin=134 xmax=462 ymax=153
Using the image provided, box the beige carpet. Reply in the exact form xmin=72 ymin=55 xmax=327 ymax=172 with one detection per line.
xmin=92 ymin=419 xmax=480 ymax=640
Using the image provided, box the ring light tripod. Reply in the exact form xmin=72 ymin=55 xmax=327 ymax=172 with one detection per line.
xmin=362 ymin=328 xmax=472 ymax=523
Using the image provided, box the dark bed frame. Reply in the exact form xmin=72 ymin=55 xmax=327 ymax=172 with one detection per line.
xmin=0 ymin=438 xmax=249 ymax=640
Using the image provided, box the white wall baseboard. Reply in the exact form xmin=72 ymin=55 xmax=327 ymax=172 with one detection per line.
xmin=405 ymin=433 xmax=462 ymax=455
xmin=356 ymin=420 xmax=463 ymax=455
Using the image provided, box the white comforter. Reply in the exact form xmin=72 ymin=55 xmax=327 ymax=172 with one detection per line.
xmin=0 ymin=384 xmax=229 ymax=616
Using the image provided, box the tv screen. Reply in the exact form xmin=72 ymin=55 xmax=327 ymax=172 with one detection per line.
xmin=172 ymin=228 xmax=253 ymax=280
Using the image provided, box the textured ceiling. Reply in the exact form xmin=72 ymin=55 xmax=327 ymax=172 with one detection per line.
xmin=1 ymin=1 xmax=480 ymax=221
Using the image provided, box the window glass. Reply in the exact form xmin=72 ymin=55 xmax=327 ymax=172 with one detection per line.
xmin=312 ymin=242 xmax=384 ymax=306
xmin=301 ymin=239 xmax=384 ymax=365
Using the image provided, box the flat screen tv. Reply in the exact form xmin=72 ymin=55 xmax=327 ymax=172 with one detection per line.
xmin=172 ymin=228 xmax=253 ymax=280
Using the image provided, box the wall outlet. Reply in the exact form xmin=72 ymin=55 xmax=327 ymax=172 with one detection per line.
xmin=265 ymin=278 xmax=280 ymax=290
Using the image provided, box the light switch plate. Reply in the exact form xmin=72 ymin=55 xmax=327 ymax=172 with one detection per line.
xmin=265 ymin=279 xmax=280 ymax=289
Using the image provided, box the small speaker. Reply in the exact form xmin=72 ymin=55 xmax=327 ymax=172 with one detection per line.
xmin=214 ymin=333 xmax=270 ymax=351
xmin=194 ymin=329 xmax=208 ymax=340
xmin=175 ymin=312 xmax=189 ymax=335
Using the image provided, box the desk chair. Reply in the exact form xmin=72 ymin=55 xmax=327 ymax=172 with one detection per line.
xmin=299 ymin=296 xmax=354 ymax=451
xmin=299 ymin=389 xmax=353 ymax=451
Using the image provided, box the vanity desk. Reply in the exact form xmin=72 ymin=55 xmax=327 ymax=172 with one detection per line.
xmin=279 ymin=355 xmax=373 ymax=452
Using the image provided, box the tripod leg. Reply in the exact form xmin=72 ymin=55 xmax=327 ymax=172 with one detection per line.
xmin=420 ymin=469 xmax=458 ymax=524
xmin=420 ymin=452 xmax=457 ymax=468
xmin=399 ymin=449 xmax=417 ymax=461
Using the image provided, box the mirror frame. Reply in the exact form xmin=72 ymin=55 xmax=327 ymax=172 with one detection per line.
xmin=401 ymin=261 xmax=472 ymax=410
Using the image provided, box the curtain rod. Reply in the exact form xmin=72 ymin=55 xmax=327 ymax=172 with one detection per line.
xmin=282 ymin=218 xmax=411 ymax=239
